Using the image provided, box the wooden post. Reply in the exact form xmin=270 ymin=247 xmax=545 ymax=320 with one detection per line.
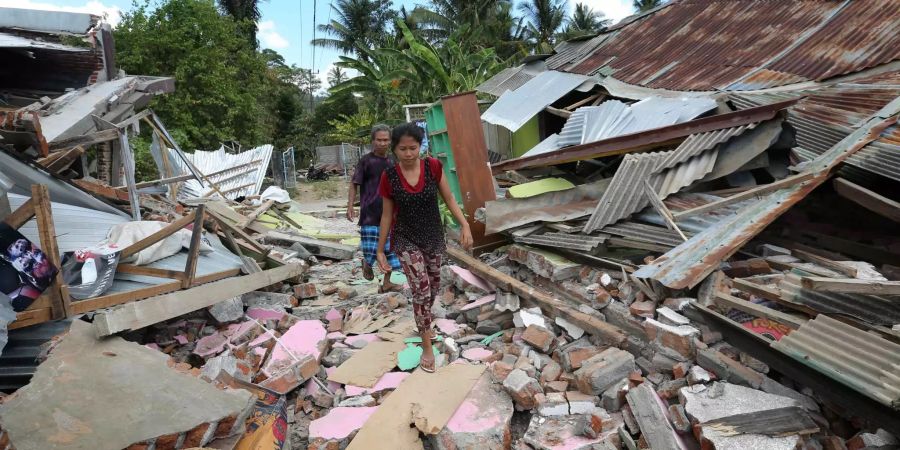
xmin=31 ymin=185 xmax=71 ymax=319
xmin=182 ymin=205 xmax=205 ymax=288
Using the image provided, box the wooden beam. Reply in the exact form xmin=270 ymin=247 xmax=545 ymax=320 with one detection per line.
xmin=93 ymin=263 xmax=305 ymax=336
xmin=114 ymin=109 xmax=151 ymax=130
xmin=800 ymin=277 xmax=900 ymax=295
xmin=45 ymin=146 xmax=85 ymax=173
xmin=2 ymin=198 xmax=35 ymax=229
xmin=673 ymin=172 xmax=815 ymax=220
xmin=73 ymin=179 xmax=130 ymax=202
xmin=117 ymin=130 xmax=141 ymax=220
xmin=731 ymin=278 xmax=820 ymax=317
xmin=714 ymin=292 xmax=806 ymax=329
xmin=642 ymin=180 xmax=687 ymax=241
xmin=237 ymin=200 xmax=274 ymax=229
xmin=544 ymin=105 xmax=572 ymax=118
xmin=833 ymin=178 xmax=900 ymax=223
xmin=143 ymin=113 xmax=229 ymax=199
xmin=220 ymin=182 xmax=255 ymax=195
xmin=116 ymin=264 xmax=185 ymax=280
xmin=446 ymin=247 xmax=627 ymax=345
xmin=120 ymin=212 xmax=196 ymax=259
xmin=71 ymin=268 xmax=240 ymax=314
xmin=48 ymin=128 xmax=120 ymax=151
xmin=265 ymin=231 xmax=355 ymax=260
xmin=128 ymin=173 xmax=194 ymax=190
xmin=207 ymin=209 xmax=268 ymax=255
xmin=31 ymin=185 xmax=70 ymax=319
xmin=182 ymin=206 xmax=205 ymax=288
xmin=791 ymin=249 xmax=858 ymax=278
xmin=9 ymin=308 xmax=52 ymax=330
xmin=563 ymin=94 xmax=602 ymax=111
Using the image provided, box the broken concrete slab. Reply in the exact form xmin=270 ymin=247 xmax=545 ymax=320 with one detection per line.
xmin=208 ymin=297 xmax=244 ymax=323
xmin=345 ymin=371 xmax=410 ymax=397
xmin=431 ymin=372 xmax=514 ymax=450
xmin=346 ymin=363 xmax=486 ymax=449
xmin=308 ymin=406 xmax=378 ymax=448
xmin=0 ymin=321 xmax=254 ymax=450
xmin=508 ymin=244 xmax=582 ymax=282
xmin=241 ymin=290 xmax=295 ymax=309
xmin=503 ymin=368 xmax=544 ymax=410
xmin=446 ymin=265 xmax=495 ymax=294
xmin=680 ymin=382 xmax=800 ymax=424
xmin=523 ymin=411 xmax=623 ymax=450
xmin=555 ymin=316 xmax=585 ymax=339
xmin=261 ymin=320 xmax=328 ymax=377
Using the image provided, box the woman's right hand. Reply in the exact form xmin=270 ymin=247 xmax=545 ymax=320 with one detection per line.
xmin=376 ymin=251 xmax=391 ymax=273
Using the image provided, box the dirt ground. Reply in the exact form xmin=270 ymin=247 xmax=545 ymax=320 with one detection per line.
xmin=292 ymin=177 xmax=351 ymax=212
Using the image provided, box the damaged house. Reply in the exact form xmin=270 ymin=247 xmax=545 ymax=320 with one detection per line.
xmin=2 ymin=1 xmax=900 ymax=450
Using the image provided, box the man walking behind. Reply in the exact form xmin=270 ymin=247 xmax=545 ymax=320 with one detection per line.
xmin=348 ymin=124 xmax=402 ymax=292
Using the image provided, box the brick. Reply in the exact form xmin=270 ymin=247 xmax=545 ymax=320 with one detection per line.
xmin=565 ymin=391 xmax=598 ymax=414
xmin=522 ymin=324 xmax=556 ymax=353
xmin=559 ymin=339 xmax=602 ymax=372
xmin=672 ymin=362 xmax=690 ymax=379
xmin=644 ymin=319 xmax=700 ymax=360
xmin=338 ymin=286 xmax=358 ymax=300
xmin=182 ymin=422 xmax=211 ymax=448
xmin=629 ymin=301 xmax=656 ymax=318
xmin=656 ymin=307 xmax=690 ymax=327
xmin=260 ymin=354 xmax=319 ymax=395
xmin=601 ymin=378 xmax=629 ymax=412
xmin=723 ymin=258 xmax=771 ymax=277
xmin=293 ymin=283 xmax=318 ymax=299
xmin=540 ymin=359 xmax=562 ymax=383
xmin=574 ymin=348 xmax=636 ymax=395
xmin=668 ymin=404 xmax=691 ymax=432
xmin=544 ymin=380 xmax=569 ymax=393
xmin=656 ymin=378 xmax=687 ymax=399
xmin=503 ymin=369 xmax=544 ymax=410
xmin=536 ymin=392 xmax=570 ymax=416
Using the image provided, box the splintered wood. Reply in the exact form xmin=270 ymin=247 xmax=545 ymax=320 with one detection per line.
xmin=346 ymin=363 xmax=485 ymax=450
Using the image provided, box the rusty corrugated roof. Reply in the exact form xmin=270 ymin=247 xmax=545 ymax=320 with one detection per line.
xmin=777 ymin=273 xmax=900 ymax=327
xmin=560 ymin=0 xmax=900 ymax=91
xmin=772 ymin=314 xmax=900 ymax=409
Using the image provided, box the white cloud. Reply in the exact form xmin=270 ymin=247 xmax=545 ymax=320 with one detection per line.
xmin=258 ymin=20 xmax=289 ymax=50
xmin=578 ymin=0 xmax=635 ymax=24
xmin=0 ymin=0 xmax=122 ymax=26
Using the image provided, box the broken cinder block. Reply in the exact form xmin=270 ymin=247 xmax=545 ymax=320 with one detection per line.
xmin=574 ymin=348 xmax=636 ymax=395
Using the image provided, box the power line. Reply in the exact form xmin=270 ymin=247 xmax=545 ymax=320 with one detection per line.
xmin=318 ymin=0 xmax=333 ymax=71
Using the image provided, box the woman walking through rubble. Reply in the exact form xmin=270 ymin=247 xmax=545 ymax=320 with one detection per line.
xmin=376 ymin=122 xmax=472 ymax=373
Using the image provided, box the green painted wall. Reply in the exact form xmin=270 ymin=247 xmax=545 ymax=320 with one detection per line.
xmin=511 ymin=116 xmax=541 ymax=158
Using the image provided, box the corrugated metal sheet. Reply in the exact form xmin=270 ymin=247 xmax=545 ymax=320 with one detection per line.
xmin=599 ymin=222 xmax=688 ymax=248
xmin=558 ymin=0 xmax=900 ymax=91
xmin=0 ymin=32 xmax=89 ymax=51
xmin=0 ymin=319 xmax=72 ymax=392
xmin=657 ymin=123 xmax=758 ymax=168
xmin=520 ymin=133 xmax=561 ymax=158
xmin=484 ymin=178 xmax=611 ymax=234
xmin=638 ymin=192 xmax=755 ymax=234
xmin=777 ymin=274 xmax=900 ymax=326
xmin=772 ymin=314 xmax=900 ymax=409
xmin=546 ymin=34 xmax=614 ymax=71
xmin=515 ymin=232 xmax=606 ymax=252
xmin=634 ymin=97 xmax=900 ymax=289
xmin=481 ymin=71 xmax=593 ymax=132
xmin=167 ymin=145 xmax=273 ymax=200
xmin=582 ymin=148 xmax=718 ymax=232
xmin=476 ymin=65 xmax=541 ymax=97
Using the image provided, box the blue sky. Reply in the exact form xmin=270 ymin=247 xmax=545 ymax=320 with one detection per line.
xmin=0 ymin=0 xmax=636 ymax=88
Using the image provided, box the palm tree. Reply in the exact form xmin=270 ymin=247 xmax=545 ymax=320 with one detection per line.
xmin=518 ymin=0 xmax=567 ymax=53
xmin=218 ymin=0 xmax=266 ymax=44
xmin=311 ymin=0 xmax=396 ymax=61
xmin=560 ymin=2 xmax=610 ymax=40
xmin=410 ymin=0 xmax=506 ymax=42
xmin=327 ymin=66 xmax=348 ymax=87
xmin=633 ymin=0 xmax=664 ymax=13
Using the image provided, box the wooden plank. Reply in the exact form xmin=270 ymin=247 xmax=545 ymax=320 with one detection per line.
xmin=129 ymin=174 xmax=194 ymax=190
xmin=48 ymin=128 xmax=119 ymax=151
xmin=714 ymin=292 xmax=806 ymax=329
xmin=31 ymin=185 xmax=70 ymax=319
xmin=673 ymin=172 xmax=815 ymax=220
xmin=204 ymin=201 xmax=270 ymax=234
xmin=144 ymin=113 xmax=228 ymax=199
xmin=237 ymin=200 xmax=274 ymax=229
xmin=116 ymin=264 xmax=184 ymax=280
xmin=221 ymin=228 xmax=244 ymax=257
xmin=117 ymin=130 xmax=141 ymax=220
xmin=2 ymin=198 xmax=35 ymax=229
xmin=563 ymin=93 xmax=602 ymax=111
xmin=92 ymin=264 xmax=305 ymax=336
xmin=447 ymin=247 xmax=627 ymax=345
xmin=208 ymin=209 xmax=268 ymax=254
xmin=73 ymin=179 xmax=131 ymax=202
xmin=9 ymin=308 xmax=52 ymax=330
xmin=440 ymin=92 xmax=506 ymax=249
xmin=625 ymin=383 xmax=683 ymax=449
xmin=833 ymin=178 xmax=900 ymax=223
xmin=642 ymin=180 xmax=687 ymax=241
xmin=114 ymin=109 xmax=151 ymax=129
xmin=704 ymin=406 xmax=819 ymax=437
xmin=265 ymin=231 xmax=355 ymax=260
xmin=791 ymin=249 xmax=858 ymax=278
xmin=221 ymin=182 xmax=255 ymax=195
xmin=120 ymin=212 xmax=196 ymax=259
xmin=182 ymin=206 xmax=205 ymax=288
xmin=45 ymin=147 xmax=85 ymax=173
xmin=800 ymin=277 xmax=900 ymax=295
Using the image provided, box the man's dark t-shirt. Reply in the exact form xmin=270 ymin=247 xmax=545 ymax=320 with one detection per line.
xmin=351 ymin=152 xmax=393 ymax=226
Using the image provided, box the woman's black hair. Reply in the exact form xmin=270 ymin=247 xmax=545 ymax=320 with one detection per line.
xmin=390 ymin=122 xmax=425 ymax=150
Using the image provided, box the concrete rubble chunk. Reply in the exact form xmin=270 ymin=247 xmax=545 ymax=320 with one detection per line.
xmin=688 ymin=365 xmax=712 ymax=385
xmin=523 ymin=324 xmax=556 ymax=353
xmin=207 ymin=296 xmax=244 ymax=323
xmin=503 ymin=368 xmax=544 ymax=410
xmin=847 ymin=429 xmax=899 ymax=450
xmin=241 ymin=291 xmax=295 ymax=309
xmin=431 ymin=372 xmax=514 ymax=450
xmin=566 ymin=391 xmax=598 ymax=415
xmin=508 ymin=244 xmax=582 ymax=281
xmin=523 ymin=410 xmax=623 ymax=450
xmin=514 ymin=307 xmax=547 ymax=329
xmin=644 ymin=318 xmax=700 ymax=360
xmin=601 ymin=378 xmax=629 ymax=412
xmin=536 ymin=392 xmax=570 ymax=416
xmin=656 ymin=306 xmax=690 ymax=327
xmin=308 ymin=406 xmax=378 ymax=448
xmin=559 ymin=338 xmax=602 ymax=372
xmin=0 ymin=321 xmax=255 ymax=450
xmin=574 ymin=348 xmax=636 ymax=395
xmin=555 ymin=316 xmax=585 ymax=339
xmin=625 ymin=383 xmax=686 ymax=450
xmin=495 ymin=291 xmax=521 ymax=312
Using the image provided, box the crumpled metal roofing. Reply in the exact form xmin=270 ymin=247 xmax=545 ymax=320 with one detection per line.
xmin=558 ymin=0 xmax=900 ymax=91
xmin=777 ymin=274 xmax=900 ymax=327
xmin=772 ymin=314 xmax=900 ymax=409
xmin=634 ymin=97 xmax=900 ymax=289
xmin=515 ymin=232 xmax=606 ymax=252
xmin=165 ymin=145 xmax=273 ymax=200
xmin=0 ymin=32 xmax=89 ymax=51
xmin=582 ymin=148 xmax=718 ymax=232
xmin=599 ymin=222 xmax=688 ymax=248
xmin=476 ymin=64 xmax=541 ymax=97
xmin=484 ymin=178 xmax=611 ymax=234
xmin=731 ymin=74 xmax=900 ymax=182
xmin=638 ymin=192 xmax=756 ymax=234
xmin=481 ymin=70 xmax=594 ymax=132
xmin=524 ymin=97 xmax=716 ymax=158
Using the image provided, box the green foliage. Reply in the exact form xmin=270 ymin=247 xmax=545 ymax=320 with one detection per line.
xmin=561 ymin=3 xmax=611 ymax=40
xmin=115 ymin=0 xmax=287 ymax=150
xmin=325 ymin=110 xmax=383 ymax=145
xmin=633 ymin=0 xmax=664 ymax=13
xmin=518 ymin=0 xmax=567 ymax=53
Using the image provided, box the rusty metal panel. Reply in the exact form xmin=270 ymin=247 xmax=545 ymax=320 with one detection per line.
xmin=476 ymin=65 xmax=540 ymax=97
xmin=778 ymin=274 xmax=900 ymax=327
xmin=633 ymin=98 xmax=900 ymax=289
xmin=515 ymin=232 xmax=606 ymax=252
xmin=599 ymin=222 xmax=688 ymax=248
xmin=657 ymin=122 xmax=758 ymax=168
xmin=483 ymin=179 xmax=611 ymax=234
xmin=772 ymin=314 xmax=900 ymax=409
